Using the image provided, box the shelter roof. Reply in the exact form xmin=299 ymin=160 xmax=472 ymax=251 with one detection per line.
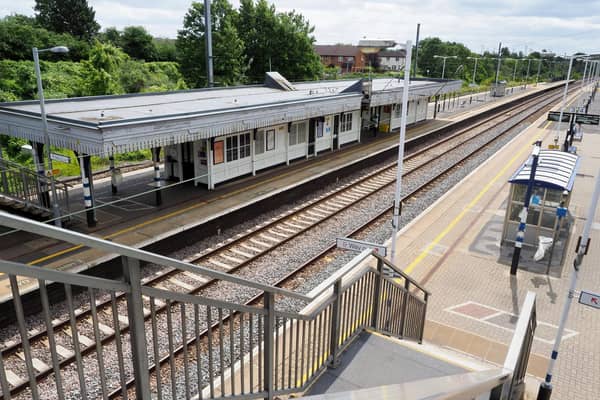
xmin=508 ymin=150 xmax=580 ymax=191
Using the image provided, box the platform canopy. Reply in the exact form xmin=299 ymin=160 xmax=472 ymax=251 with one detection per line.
xmin=0 ymin=72 xmax=461 ymax=156
xmin=508 ymin=150 xmax=580 ymax=191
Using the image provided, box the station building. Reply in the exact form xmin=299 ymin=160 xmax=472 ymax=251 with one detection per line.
xmin=0 ymin=72 xmax=461 ymax=225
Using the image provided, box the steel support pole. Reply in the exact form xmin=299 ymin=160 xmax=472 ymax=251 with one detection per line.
xmin=495 ymin=42 xmax=502 ymax=86
xmin=109 ymin=154 xmax=117 ymax=195
xmin=510 ymin=141 xmax=542 ymax=275
xmin=535 ymin=59 xmax=542 ymax=86
xmin=412 ymin=23 xmax=420 ymax=78
xmin=204 ymin=0 xmax=214 ymax=87
xmin=0 ymin=146 xmax=9 ymax=194
xmin=441 ymin=58 xmax=446 ymax=80
xmin=512 ymin=59 xmax=518 ymax=82
xmin=263 ymin=291 xmax=275 ymax=400
xmin=389 ymin=40 xmax=412 ymax=264
xmin=33 ymin=47 xmax=62 ymax=227
xmin=553 ymin=57 xmax=574 ymax=146
xmin=525 ymin=58 xmax=531 ymax=87
xmin=122 ymin=256 xmax=152 ymax=399
xmin=537 ymin=168 xmax=600 ymax=400
xmin=77 ymin=153 xmax=96 ymax=228
xmin=328 ymin=279 xmax=342 ymax=368
xmin=152 ymin=147 xmax=162 ymax=206
xmin=32 ymin=141 xmax=50 ymax=208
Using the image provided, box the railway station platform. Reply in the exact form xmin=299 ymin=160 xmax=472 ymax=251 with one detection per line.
xmin=0 ymin=81 xmax=562 ymax=304
xmin=382 ymin=84 xmax=600 ymax=399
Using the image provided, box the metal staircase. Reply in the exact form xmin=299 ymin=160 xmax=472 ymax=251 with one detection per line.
xmin=0 ymin=158 xmax=70 ymax=221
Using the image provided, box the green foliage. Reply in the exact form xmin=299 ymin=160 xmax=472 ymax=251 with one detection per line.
xmin=82 ymin=41 xmax=127 ymax=95
xmin=237 ymin=0 xmax=322 ymax=82
xmin=120 ymin=26 xmax=157 ymax=61
xmin=177 ymin=0 xmax=245 ymax=87
xmin=153 ymin=38 xmax=177 ymax=62
xmin=34 ymin=0 xmax=100 ymax=41
xmin=0 ymin=15 xmax=89 ymax=61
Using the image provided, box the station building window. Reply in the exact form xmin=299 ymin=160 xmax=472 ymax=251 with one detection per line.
xmin=340 ymin=112 xmax=353 ymax=132
xmin=226 ymin=135 xmax=239 ymax=162
xmin=239 ymin=132 xmax=251 ymax=158
xmin=289 ymin=122 xmax=307 ymax=146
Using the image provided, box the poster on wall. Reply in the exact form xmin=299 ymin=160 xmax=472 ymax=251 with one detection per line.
xmin=214 ymin=140 xmax=224 ymax=164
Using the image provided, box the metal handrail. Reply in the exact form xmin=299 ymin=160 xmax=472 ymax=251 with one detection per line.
xmin=0 ymin=210 xmax=310 ymax=301
xmin=0 ymin=210 xmax=431 ymax=400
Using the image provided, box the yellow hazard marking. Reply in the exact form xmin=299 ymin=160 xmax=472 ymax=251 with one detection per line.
xmin=403 ymin=120 xmax=553 ymax=275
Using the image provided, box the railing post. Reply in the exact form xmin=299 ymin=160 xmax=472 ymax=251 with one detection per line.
xmin=329 ymin=279 xmax=343 ymax=368
xmin=399 ymin=280 xmax=410 ymax=339
xmin=371 ymin=258 xmax=384 ymax=329
xmin=419 ymin=293 xmax=429 ymax=344
xmin=263 ymin=291 xmax=275 ymax=400
xmin=122 ymin=256 xmax=151 ymax=399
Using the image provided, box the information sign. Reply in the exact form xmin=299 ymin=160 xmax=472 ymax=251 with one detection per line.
xmin=579 ymin=290 xmax=600 ymax=310
xmin=336 ymin=237 xmax=387 ymax=257
xmin=50 ymin=152 xmax=71 ymax=163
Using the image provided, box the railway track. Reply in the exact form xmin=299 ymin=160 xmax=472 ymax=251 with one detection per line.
xmin=0 ymin=82 xmax=572 ymax=399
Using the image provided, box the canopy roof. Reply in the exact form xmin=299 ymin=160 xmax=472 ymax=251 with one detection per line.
xmin=0 ymin=72 xmax=461 ymax=155
xmin=508 ymin=150 xmax=579 ymax=192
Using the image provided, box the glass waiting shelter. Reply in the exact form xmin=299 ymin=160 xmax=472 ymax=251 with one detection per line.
xmin=502 ymin=150 xmax=579 ymax=264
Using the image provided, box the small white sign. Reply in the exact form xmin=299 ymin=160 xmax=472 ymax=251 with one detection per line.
xmin=336 ymin=237 xmax=387 ymax=257
xmin=579 ymin=291 xmax=600 ymax=310
xmin=50 ymin=152 xmax=71 ymax=163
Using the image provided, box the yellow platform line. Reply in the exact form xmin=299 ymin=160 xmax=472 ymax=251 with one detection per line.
xmin=404 ymin=120 xmax=552 ymax=275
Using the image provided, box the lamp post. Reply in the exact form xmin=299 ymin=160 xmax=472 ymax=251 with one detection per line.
xmin=495 ymin=42 xmax=502 ymax=85
xmin=466 ymin=56 xmax=483 ymax=86
xmin=524 ymin=58 xmax=532 ymax=87
xmin=552 ymin=55 xmax=576 ymax=148
xmin=33 ymin=46 xmax=69 ymax=227
xmin=535 ymin=59 xmax=542 ymax=86
xmin=512 ymin=58 xmax=519 ymax=82
xmin=433 ymin=55 xmax=457 ymax=79
xmin=510 ymin=140 xmax=542 ymax=275
xmin=537 ymin=167 xmax=600 ymax=400
xmin=389 ymin=40 xmax=412 ymax=265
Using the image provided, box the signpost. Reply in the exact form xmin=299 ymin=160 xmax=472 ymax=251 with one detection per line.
xmin=336 ymin=237 xmax=387 ymax=257
xmin=50 ymin=152 xmax=71 ymax=164
xmin=579 ymin=290 xmax=600 ymax=310
xmin=547 ymin=111 xmax=600 ymax=125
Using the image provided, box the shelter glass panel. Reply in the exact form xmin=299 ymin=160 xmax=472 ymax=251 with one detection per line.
xmin=512 ymin=184 xmax=526 ymax=202
xmin=541 ymin=210 xmax=557 ymax=229
xmin=526 ymin=207 xmax=540 ymax=225
xmin=544 ymin=189 xmax=563 ymax=208
xmin=509 ymin=204 xmax=523 ymax=222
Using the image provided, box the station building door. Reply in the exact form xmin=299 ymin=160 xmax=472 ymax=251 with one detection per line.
xmin=333 ymin=114 xmax=340 ymax=149
xmin=181 ymin=142 xmax=195 ymax=180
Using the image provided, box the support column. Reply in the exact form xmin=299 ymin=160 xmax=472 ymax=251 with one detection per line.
xmin=251 ymin=130 xmax=257 ymax=176
xmin=0 ymin=145 xmax=9 ymax=194
xmin=152 ymin=147 xmax=162 ymax=206
xmin=31 ymin=141 xmax=50 ymax=208
xmin=77 ymin=152 xmax=96 ymax=228
xmin=286 ymin=123 xmax=290 ymax=166
xmin=109 ymin=154 xmax=117 ymax=195
xmin=433 ymin=95 xmax=439 ymax=119
xmin=207 ymin=139 xmax=214 ymax=190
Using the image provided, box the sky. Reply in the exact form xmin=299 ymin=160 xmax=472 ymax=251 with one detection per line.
xmin=1 ymin=0 xmax=599 ymax=56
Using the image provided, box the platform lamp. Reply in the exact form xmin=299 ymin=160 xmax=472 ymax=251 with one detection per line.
xmin=33 ymin=45 xmax=69 ymax=227
xmin=466 ymin=56 xmax=483 ymax=86
xmin=432 ymin=55 xmax=457 ymax=79
xmin=510 ymin=140 xmax=542 ymax=275
xmin=552 ymin=55 xmax=576 ymax=148
xmin=389 ymin=40 xmax=412 ymax=266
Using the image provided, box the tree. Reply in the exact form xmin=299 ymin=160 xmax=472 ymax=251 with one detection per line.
xmin=0 ymin=15 xmax=89 ymax=61
xmin=121 ymin=26 xmax=157 ymax=61
xmin=83 ymin=41 xmax=127 ymax=95
xmin=34 ymin=0 xmax=100 ymax=41
xmin=153 ymin=38 xmax=177 ymax=61
xmin=237 ymin=0 xmax=321 ymax=82
xmin=176 ymin=0 xmax=245 ymax=87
